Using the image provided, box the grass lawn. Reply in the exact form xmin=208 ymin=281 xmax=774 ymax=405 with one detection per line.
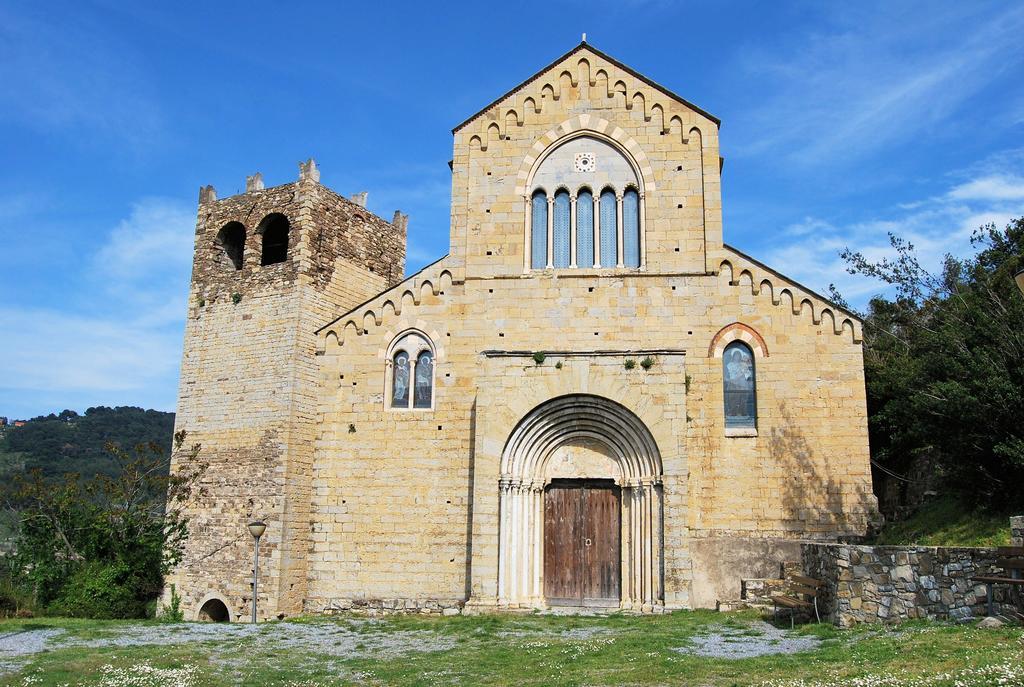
xmin=871 ymin=496 xmax=1014 ymax=547
xmin=1 ymin=610 xmax=1022 ymax=686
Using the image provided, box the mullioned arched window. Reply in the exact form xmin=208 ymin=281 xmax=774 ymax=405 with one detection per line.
xmin=524 ymin=134 xmax=644 ymax=271
xmin=387 ymin=331 xmax=435 ymax=410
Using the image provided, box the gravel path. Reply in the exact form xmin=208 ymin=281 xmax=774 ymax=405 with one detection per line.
xmin=0 ymin=628 xmax=66 ymax=675
xmin=672 ymin=621 xmax=821 ymax=658
xmin=0 ymin=620 xmax=456 ymax=676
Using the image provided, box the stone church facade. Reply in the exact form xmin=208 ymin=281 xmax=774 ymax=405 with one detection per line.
xmin=166 ymin=43 xmax=878 ymax=621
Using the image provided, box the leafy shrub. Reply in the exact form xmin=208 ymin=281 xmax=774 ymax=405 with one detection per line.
xmin=3 ymin=432 xmax=206 ymax=619
xmin=532 ymin=352 xmax=546 ymax=365
xmin=49 ymin=561 xmax=146 ymax=619
xmin=624 ymin=359 xmax=636 ymax=370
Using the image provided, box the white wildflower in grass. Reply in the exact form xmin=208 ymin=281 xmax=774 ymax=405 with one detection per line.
xmin=756 ymin=649 xmax=1024 ymax=687
xmin=92 ymin=662 xmax=200 ymax=687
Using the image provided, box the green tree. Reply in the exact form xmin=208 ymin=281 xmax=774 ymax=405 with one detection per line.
xmin=837 ymin=218 xmax=1024 ymax=509
xmin=1 ymin=431 xmax=206 ymax=617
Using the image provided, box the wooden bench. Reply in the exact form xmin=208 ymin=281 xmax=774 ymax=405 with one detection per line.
xmin=772 ymin=574 xmax=823 ymax=628
xmin=972 ymin=546 xmax=1024 ymax=617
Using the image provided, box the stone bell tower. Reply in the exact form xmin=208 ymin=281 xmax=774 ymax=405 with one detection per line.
xmin=166 ymin=160 xmax=407 ymax=620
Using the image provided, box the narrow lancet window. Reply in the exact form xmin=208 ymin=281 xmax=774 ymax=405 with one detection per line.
xmin=623 ymin=189 xmax=640 ymax=268
xmin=552 ymin=190 xmax=571 ymax=268
xmin=392 ymin=351 xmax=410 ymax=408
xmin=600 ymin=188 xmax=617 ymax=266
xmin=414 ymin=351 xmax=433 ymax=408
xmin=531 ymin=190 xmax=548 ymax=269
xmin=576 ymin=189 xmax=594 ymax=267
xmin=723 ymin=341 xmax=756 ymax=428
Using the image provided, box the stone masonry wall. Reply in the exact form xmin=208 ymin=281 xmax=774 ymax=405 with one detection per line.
xmin=1012 ymin=516 xmax=1023 ymax=547
xmin=311 ymin=44 xmax=876 ymax=611
xmin=315 ymin=249 xmax=876 ymax=609
xmin=167 ymin=167 xmax=405 ymax=621
xmin=802 ymin=541 xmax=1022 ymax=627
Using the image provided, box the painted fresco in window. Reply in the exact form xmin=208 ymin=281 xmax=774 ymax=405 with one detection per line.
xmin=531 ymin=190 xmax=548 ymax=269
xmin=723 ymin=341 xmax=756 ymax=428
xmin=414 ymin=351 xmax=434 ymax=408
xmin=392 ymin=351 xmax=410 ymax=408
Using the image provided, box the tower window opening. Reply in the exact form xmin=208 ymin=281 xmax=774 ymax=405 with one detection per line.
xmin=258 ymin=213 xmax=290 ymax=266
xmin=216 ymin=222 xmax=246 ymax=271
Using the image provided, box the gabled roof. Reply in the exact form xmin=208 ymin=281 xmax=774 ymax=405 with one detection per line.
xmin=453 ymin=42 xmax=721 ymax=134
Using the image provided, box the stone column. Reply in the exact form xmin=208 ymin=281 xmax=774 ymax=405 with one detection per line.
xmin=569 ymin=195 xmax=578 ymax=268
xmin=546 ymin=197 xmax=554 ymax=269
xmin=523 ymin=195 xmax=531 ymax=272
xmin=593 ymin=193 xmax=602 ymax=268
xmin=638 ymin=191 xmax=647 ymax=270
xmin=1012 ymin=516 xmax=1024 ymax=547
xmin=531 ymin=483 xmax=545 ymax=604
xmin=497 ymin=477 xmax=512 ymax=604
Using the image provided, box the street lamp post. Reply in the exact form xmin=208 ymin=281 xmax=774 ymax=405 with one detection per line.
xmin=247 ymin=520 xmax=267 ymax=624
xmin=1015 ymin=268 xmax=1024 ymax=297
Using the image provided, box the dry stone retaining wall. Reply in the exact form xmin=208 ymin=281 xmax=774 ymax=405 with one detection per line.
xmin=801 ymin=540 xmax=1021 ymax=627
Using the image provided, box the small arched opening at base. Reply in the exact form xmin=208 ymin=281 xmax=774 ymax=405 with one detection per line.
xmin=198 ymin=598 xmax=230 ymax=622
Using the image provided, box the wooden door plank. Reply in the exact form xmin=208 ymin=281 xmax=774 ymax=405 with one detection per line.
xmin=583 ymin=484 xmax=621 ymax=603
xmin=544 ymin=483 xmax=583 ymax=603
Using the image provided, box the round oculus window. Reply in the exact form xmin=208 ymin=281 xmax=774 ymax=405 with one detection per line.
xmin=574 ymin=152 xmax=596 ymax=173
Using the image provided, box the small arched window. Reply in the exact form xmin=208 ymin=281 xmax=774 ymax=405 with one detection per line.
xmin=576 ymin=188 xmax=594 ymax=267
xmin=623 ymin=188 xmax=640 ymax=268
xmin=257 ymin=213 xmax=290 ymax=266
xmin=216 ymin=222 xmax=246 ymax=270
xmin=531 ymin=190 xmax=548 ymax=269
xmin=723 ymin=341 xmax=756 ymax=428
xmin=552 ymin=190 xmax=571 ymax=268
xmin=388 ymin=331 xmax=435 ymax=410
xmin=600 ymin=188 xmax=617 ymax=266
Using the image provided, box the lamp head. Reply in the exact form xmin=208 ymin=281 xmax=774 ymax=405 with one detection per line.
xmin=248 ymin=520 xmax=267 ymax=539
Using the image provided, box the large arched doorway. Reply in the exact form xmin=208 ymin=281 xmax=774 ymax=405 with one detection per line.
xmin=497 ymin=394 xmax=663 ymax=611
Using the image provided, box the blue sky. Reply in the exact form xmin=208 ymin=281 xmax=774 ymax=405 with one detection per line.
xmin=2 ymin=0 xmax=1023 ymax=420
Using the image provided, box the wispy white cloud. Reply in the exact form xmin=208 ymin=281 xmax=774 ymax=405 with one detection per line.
xmin=763 ymin=169 xmax=1024 ymax=306
xmin=93 ymin=199 xmax=195 ymax=284
xmin=732 ymin=3 xmax=1024 ymax=166
xmin=0 ymin=198 xmax=194 ymax=417
xmin=947 ymin=175 xmax=1024 ymax=202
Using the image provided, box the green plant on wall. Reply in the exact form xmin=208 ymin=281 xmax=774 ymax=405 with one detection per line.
xmin=640 ymin=356 xmax=655 ymax=370
xmin=555 ymin=361 xmax=563 ymax=370
xmin=684 ymin=374 xmax=693 ymax=394
xmin=533 ymin=352 xmax=546 ymax=365
xmin=624 ymin=359 xmax=636 ymax=370
xmin=231 ymin=293 xmax=242 ymax=305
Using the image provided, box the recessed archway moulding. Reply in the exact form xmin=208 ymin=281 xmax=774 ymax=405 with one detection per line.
xmin=514 ymin=115 xmax=658 ymax=197
xmin=497 ymin=394 xmax=664 ymax=612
